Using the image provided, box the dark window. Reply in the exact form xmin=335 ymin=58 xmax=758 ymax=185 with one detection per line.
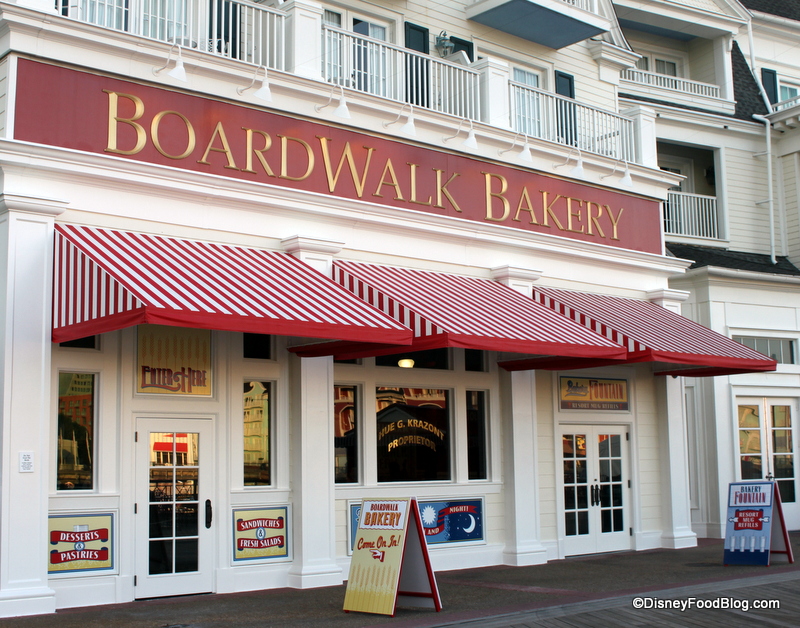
xmin=404 ymin=22 xmax=430 ymax=108
xmin=554 ymin=71 xmax=576 ymax=146
xmin=555 ymin=71 xmax=575 ymax=98
xmin=243 ymin=334 xmax=272 ymax=360
xmin=449 ymin=36 xmax=474 ymax=62
xmin=761 ymin=68 xmax=778 ymax=104
xmin=57 ymin=373 xmax=95 ymax=490
xmin=376 ymin=387 xmax=450 ymax=482
xmin=376 ymin=348 xmax=449 ymax=370
xmin=733 ymin=336 xmax=795 ymax=364
xmin=334 ymin=385 xmax=359 ymax=483
xmin=59 ymin=336 xmax=98 ymax=349
xmin=243 ymin=381 xmax=270 ymax=486
xmin=465 ymin=349 xmax=486 ymax=372
xmin=467 ymin=390 xmax=487 ymax=479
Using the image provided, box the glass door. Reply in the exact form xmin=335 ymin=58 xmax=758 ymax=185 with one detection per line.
xmin=135 ymin=418 xmax=214 ymax=598
xmin=560 ymin=425 xmax=631 ymax=556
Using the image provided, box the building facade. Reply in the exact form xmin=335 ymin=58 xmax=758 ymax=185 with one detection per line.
xmin=0 ymin=0 xmax=783 ymax=618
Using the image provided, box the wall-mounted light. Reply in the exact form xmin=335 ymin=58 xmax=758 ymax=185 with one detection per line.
xmin=443 ymin=118 xmax=478 ymax=150
xmin=397 ymin=358 xmax=415 ymax=368
xmin=153 ymin=43 xmax=188 ymax=83
xmin=435 ymin=31 xmax=455 ymax=58
xmin=499 ymin=132 xmax=533 ymax=163
xmin=553 ymin=146 xmax=584 ymax=179
xmin=237 ymin=65 xmax=272 ymax=102
xmin=315 ymin=84 xmax=351 ymax=119
xmin=383 ymin=103 xmax=416 ymax=137
xmin=600 ymin=158 xmax=634 ymax=188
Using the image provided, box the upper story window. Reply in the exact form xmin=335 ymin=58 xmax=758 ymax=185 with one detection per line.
xmin=636 ymin=54 xmax=681 ymax=77
xmin=733 ymin=337 xmax=795 ymax=365
xmin=323 ymin=9 xmax=388 ymax=41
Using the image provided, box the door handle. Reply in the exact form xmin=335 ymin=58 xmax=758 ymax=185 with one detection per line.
xmin=591 ymin=484 xmax=600 ymax=507
xmin=205 ymin=499 xmax=213 ymax=529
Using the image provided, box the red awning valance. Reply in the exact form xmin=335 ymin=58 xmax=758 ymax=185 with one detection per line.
xmin=52 ymin=224 xmax=413 ymax=345
xmin=290 ymin=261 xmax=627 ymax=361
xmin=498 ymin=287 xmax=777 ymax=377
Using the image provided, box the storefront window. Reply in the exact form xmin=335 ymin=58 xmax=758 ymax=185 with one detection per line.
xmin=334 ymin=385 xmax=359 ymax=483
xmin=467 ymin=390 xmax=488 ymax=479
xmin=57 ymin=372 xmax=95 ymax=490
xmin=376 ymin=387 xmax=450 ymax=482
xmin=243 ymin=381 xmax=271 ymax=486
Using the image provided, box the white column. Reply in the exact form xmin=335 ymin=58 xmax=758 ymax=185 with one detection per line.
xmin=474 ymin=57 xmax=511 ymax=130
xmin=648 ymin=288 xmax=697 ymax=549
xmin=0 ymin=194 xmax=66 ymax=617
xmin=501 ymin=369 xmax=548 ymax=565
xmin=286 ymin=354 xmax=342 ymax=588
xmin=281 ymin=235 xmax=343 ymax=278
xmin=283 ymin=0 xmax=324 ymax=81
xmin=620 ymin=105 xmax=657 ymax=169
xmin=715 ymin=34 xmax=734 ymax=102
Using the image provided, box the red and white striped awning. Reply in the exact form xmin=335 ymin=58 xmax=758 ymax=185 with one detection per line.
xmin=52 ymin=224 xmax=413 ymax=345
xmin=291 ymin=261 xmax=627 ymax=360
xmin=499 ymin=287 xmax=777 ymax=376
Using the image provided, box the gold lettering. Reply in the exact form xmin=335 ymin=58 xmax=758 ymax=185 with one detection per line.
xmin=373 ymin=158 xmax=404 ymax=200
xmin=483 ymin=172 xmax=510 ymax=221
xmin=408 ymin=163 xmax=432 ymax=206
xmin=319 ymin=137 xmax=374 ymax=197
xmin=241 ymin=128 xmax=275 ymax=176
xmin=104 ymin=90 xmax=146 ymax=156
xmin=151 ymin=110 xmax=196 ymax=160
xmin=604 ymin=205 xmax=624 ymax=240
xmin=433 ymin=169 xmax=462 ymax=212
xmin=197 ymin=121 xmax=238 ymax=169
xmin=541 ymin=191 xmax=566 ymax=230
xmin=586 ymin=202 xmax=606 ymax=237
xmin=566 ymin=197 xmax=584 ymax=233
xmin=279 ymin=135 xmax=314 ymax=181
xmin=513 ymin=187 xmax=539 ymax=224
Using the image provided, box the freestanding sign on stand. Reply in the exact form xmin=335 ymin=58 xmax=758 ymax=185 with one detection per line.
xmin=724 ymin=481 xmax=794 ymax=566
xmin=344 ymin=498 xmax=441 ymax=616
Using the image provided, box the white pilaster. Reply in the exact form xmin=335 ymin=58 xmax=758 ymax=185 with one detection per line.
xmin=501 ymin=369 xmax=548 ymax=565
xmin=621 ymin=105 xmax=658 ymax=169
xmin=474 ymin=57 xmax=511 ymax=130
xmin=286 ymin=354 xmax=342 ymax=588
xmin=281 ymin=235 xmax=344 ymax=277
xmin=283 ymin=0 xmax=324 ymax=81
xmin=0 ymin=194 xmax=66 ymax=617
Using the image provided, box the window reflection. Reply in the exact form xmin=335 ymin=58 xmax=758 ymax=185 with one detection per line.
xmin=57 ymin=373 xmax=95 ymax=490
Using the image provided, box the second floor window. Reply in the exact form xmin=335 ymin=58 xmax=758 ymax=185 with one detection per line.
xmin=733 ymin=337 xmax=795 ymax=365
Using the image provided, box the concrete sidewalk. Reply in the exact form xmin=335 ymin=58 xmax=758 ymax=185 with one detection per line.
xmin=3 ymin=536 xmax=799 ymax=628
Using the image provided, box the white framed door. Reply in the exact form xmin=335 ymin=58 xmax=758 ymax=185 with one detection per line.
xmin=737 ymin=398 xmax=799 ymax=526
xmin=135 ymin=418 xmax=215 ymax=598
xmin=559 ymin=425 xmax=631 ymax=556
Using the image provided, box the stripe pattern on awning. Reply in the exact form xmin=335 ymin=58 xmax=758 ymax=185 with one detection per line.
xmin=507 ymin=287 xmax=777 ymax=376
xmin=52 ymin=224 xmax=413 ymax=345
xmin=300 ymin=260 xmax=627 ymax=359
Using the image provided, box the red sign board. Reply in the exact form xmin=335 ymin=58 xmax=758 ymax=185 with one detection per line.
xmin=14 ymin=59 xmax=662 ymax=254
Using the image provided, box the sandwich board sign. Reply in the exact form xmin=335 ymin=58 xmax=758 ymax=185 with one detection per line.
xmin=724 ymin=481 xmax=794 ymax=566
xmin=344 ymin=497 xmax=441 ymax=616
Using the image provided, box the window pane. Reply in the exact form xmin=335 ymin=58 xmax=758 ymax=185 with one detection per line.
xmin=740 ymin=455 xmax=762 ymax=479
xmin=466 ymin=390 xmax=487 ymax=479
xmin=243 ymin=334 xmax=271 ymax=360
xmin=376 ymin=387 xmax=450 ymax=482
xmin=57 ymin=373 xmax=95 ymax=490
xmin=334 ymin=385 xmax=359 ymax=483
xmin=738 ymin=405 xmax=760 ymax=428
xmin=655 ymin=59 xmax=677 ymax=76
xmin=243 ymin=381 xmax=270 ymax=486
xmin=465 ymin=349 xmax=486 ymax=372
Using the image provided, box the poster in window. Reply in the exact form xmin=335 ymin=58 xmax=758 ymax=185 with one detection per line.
xmin=137 ymin=325 xmax=212 ymax=396
xmin=560 ymin=377 xmax=628 ymax=411
xmin=48 ymin=513 xmax=114 ymax=574
xmin=232 ymin=507 xmax=289 ymax=562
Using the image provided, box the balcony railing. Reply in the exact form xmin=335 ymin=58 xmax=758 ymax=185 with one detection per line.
xmin=621 ymin=69 xmax=721 ymax=99
xmin=560 ymin=0 xmax=599 ymax=12
xmin=322 ymin=26 xmax=480 ymax=120
xmin=774 ymin=95 xmax=800 ymax=112
xmin=510 ymin=82 xmax=635 ymax=161
xmin=57 ymin=0 xmax=287 ymax=70
xmin=664 ymin=191 xmax=720 ymax=239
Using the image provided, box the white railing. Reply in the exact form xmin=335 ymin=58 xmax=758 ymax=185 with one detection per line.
xmin=621 ymin=69 xmax=720 ymax=99
xmin=774 ymin=95 xmax=800 ymax=112
xmin=58 ymin=0 xmax=287 ymax=70
xmin=664 ymin=191 xmax=720 ymax=239
xmin=560 ymin=0 xmax=599 ymax=13
xmin=322 ymin=26 xmax=480 ymax=120
xmin=510 ymin=82 xmax=635 ymax=161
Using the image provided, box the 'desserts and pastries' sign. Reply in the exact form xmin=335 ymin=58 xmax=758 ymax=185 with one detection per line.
xmin=15 ymin=60 xmax=661 ymax=255
xmin=232 ymin=506 xmax=289 ymax=562
xmin=48 ymin=513 xmax=114 ymax=574
xmin=560 ymin=377 xmax=629 ymax=411
xmin=137 ymin=325 xmax=211 ymax=396
xmin=344 ymin=498 xmax=441 ymax=616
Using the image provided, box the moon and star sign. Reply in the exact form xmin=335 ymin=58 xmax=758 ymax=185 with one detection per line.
xmin=419 ymin=501 xmax=483 ymax=543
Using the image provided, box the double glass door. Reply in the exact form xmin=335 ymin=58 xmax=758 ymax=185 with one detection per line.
xmin=135 ymin=418 xmax=214 ymax=598
xmin=560 ymin=425 xmax=631 ymax=556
